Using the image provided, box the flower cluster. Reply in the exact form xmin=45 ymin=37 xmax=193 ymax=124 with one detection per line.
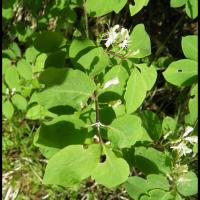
xmin=170 ymin=126 xmax=198 ymax=157
xmin=104 ymin=25 xmax=130 ymax=49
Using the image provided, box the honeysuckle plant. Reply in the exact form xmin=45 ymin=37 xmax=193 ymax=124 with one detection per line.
xmin=2 ymin=0 xmax=198 ymax=199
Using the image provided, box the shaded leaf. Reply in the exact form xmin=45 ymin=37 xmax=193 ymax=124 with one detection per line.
xmin=34 ymin=31 xmax=66 ymax=53
xmin=37 ymin=68 xmax=96 ymax=109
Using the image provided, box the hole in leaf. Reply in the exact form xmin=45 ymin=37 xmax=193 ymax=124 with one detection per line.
xmin=83 ymin=144 xmax=89 ymax=149
xmin=190 ymin=95 xmax=195 ymax=99
xmin=178 ymin=69 xmax=182 ymax=72
xmin=100 ymin=154 xmax=106 ymax=163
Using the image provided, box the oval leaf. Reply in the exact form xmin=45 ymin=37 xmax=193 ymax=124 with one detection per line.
xmin=3 ymin=100 xmax=14 ymax=119
xmin=163 ymin=59 xmax=197 ymax=87
xmin=124 ymin=67 xmax=147 ymax=114
xmin=177 ymin=172 xmax=198 ymax=196
xmin=17 ymin=59 xmax=33 ymax=80
xmin=12 ymin=94 xmax=27 ymax=111
xmin=185 ymin=0 xmax=198 ymax=19
xmin=128 ymin=24 xmax=151 ymax=58
xmin=181 ymin=35 xmax=197 ymax=61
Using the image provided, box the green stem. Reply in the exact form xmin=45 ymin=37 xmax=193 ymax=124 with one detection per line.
xmin=94 ymin=92 xmax=104 ymax=144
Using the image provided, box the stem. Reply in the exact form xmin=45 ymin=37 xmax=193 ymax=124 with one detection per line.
xmin=94 ymin=92 xmax=103 ymax=144
xmin=83 ymin=0 xmax=89 ymax=38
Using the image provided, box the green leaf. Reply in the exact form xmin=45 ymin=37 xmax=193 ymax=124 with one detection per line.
xmin=112 ymin=104 xmax=126 ymax=118
xmin=136 ymin=63 xmax=157 ymax=91
xmin=128 ymin=24 xmax=151 ymax=58
xmin=129 ymin=0 xmax=148 ymax=16
xmin=69 ymin=39 xmax=95 ymax=58
xmin=91 ymin=146 xmax=129 ymax=188
xmin=17 ymin=59 xmax=33 ymax=80
xmin=140 ymin=195 xmax=150 ymax=200
xmin=177 ymin=171 xmax=198 ymax=196
xmin=5 ymin=66 xmax=20 ymax=89
xmin=162 ymin=116 xmax=177 ymax=135
xmin=193 ymin=143 xmax=198 ymax=154
xmin=26 ymin=105 xmax=57 ymax=120
xmin=124 ymin=68 xmax=147 ymax=114
xmin=3 ymin=100 xmax=14 ymax=119
xmin=37 ymin=68 xmax=96 ymax=109
xmin=2 ymin=58 xmax=12 ymax=75
xmin=69 ymin=39 xmax=109 ymax=76
xmin=44 ymin=51 xmax=66 ymax=68
xmin=2 ymin=8 xmax=13 ymax=20
xmin=3 ymin=0 xmax=15 ymax=9
xmin=163 ymin=59 xmax=197 ymax=87
xmin=101 ymin=65 xmax=129 ymax=96
xmin=185 ymin=84 xmax=198 ymax=125
xmin=148 ymin=189 xmax=175 ymax=200
xmin=24 ymin=46 xmax=39 ymax=64
xmin=43 ymin=144 xmax=101 ymax=187
xmin=146 ymin=174 xmax=170 ymax=191
xmin=181 ymin=35 xmax=197 ymax=61
xmin=124 ymin=176 xmax=149 ymax=200
xmin=125 ymin=175 xmax=170 ymax=200
xmin=11 ymin=94 xmax=27 ymax=111
xmin=185 ymin=0 xmax=198 ymax=19
xmin=9 ymin=42 xmax=21 ymax=58
xmin=35 ymin=115 xmax=87 ymax=149
xmin=107 ymin=115 xmax=143 ymax=148
xmin=86 ymin=0 xmax=127 ymax=17
xmin=34 ymin=31 xmax=66 ymax=53
xmin=170 ymin=0 xmax=187 ymax=7
xmin=33 ymin=53 xmax=47 ymax=73
xmin=138 ymin=110 xmax=162 ymax=140
xmin=134 ymin=146 xmax=171 ymax=175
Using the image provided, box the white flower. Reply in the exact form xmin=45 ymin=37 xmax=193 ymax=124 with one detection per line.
xmin=11 ymin=88 xmax=16 ymax=95
xmin=103 ymin=77 xmax=119 ymax=89
xmin=80 ymin=101 xmax=84 ymax=109
xmin=171 ymin=142 xmax=192 ymax=157
xmin=119 ymin=39 xmax=129 ymax=49
xmin=118 ymin=28 xmax=130 ymax=49
xmin=5 ymin=88 xmax=9 ymax=95
xmin=184 ymin=136 xmax=198 ymax=144
xmin=105 ymin=25 xmax=120 ymax=48
xmin=104 ymin=25 xmax=131 ymax=49
xmin=183 ymin=126 xmax=194 ymax=137
xmin=120 ymin=28 xmax=129 ymax=40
